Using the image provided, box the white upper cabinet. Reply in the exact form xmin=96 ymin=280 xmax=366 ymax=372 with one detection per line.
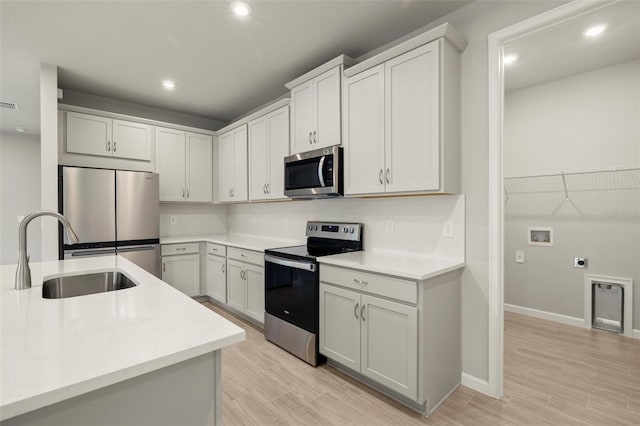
xmin=156 ymin=127 xmax=186 ymax=201
xmin=344 ymin=38 xmax=461 ymax=196
xmin=344 ymin=64 xmax=385 ymax=195
xmin=156 ymin=127 xmax=212 ymax=202
xmin=67 ymin=112 xmax=152 ymax=162
xmin=217 ymin=125 xmax=248 ymax=203
xmin=186 ymin=132 xmax=213 ymax=202
xmin=248 ymin=105 xmax=289 ymax=201
xmin=290 ymin=66 xmax=341 ymax=154
xmin=287 ymin=56 xmax=354 ymax=155
xmin=112 ymin=119 xmax=152 ymax=161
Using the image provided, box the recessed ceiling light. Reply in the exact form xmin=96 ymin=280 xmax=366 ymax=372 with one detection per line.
xmin=16 ymin=127 xmax=26 ymax=133
xmin=584 ymin=24 xmax=606 ymax=38
xmin=231 ymin=1 xmax=251 ymax=17
xmin=162 ymin=80 xmax=175 ymax=90
xmin=503 ymin=54 xmax=518 ymax=65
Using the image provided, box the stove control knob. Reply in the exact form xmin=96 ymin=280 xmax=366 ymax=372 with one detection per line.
xmin=350 ymin=228 xmax=355 ymax=234
xmin=342 ymin=227 xmax=348 ymax=233
xmin=313 ymin=225 xmax=318 ymax=231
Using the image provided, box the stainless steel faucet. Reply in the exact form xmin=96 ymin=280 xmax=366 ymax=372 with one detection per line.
xmin=15 ymin=211 xmax=80 ymax=290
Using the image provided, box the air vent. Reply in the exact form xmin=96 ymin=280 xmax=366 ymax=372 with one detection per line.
xmin=0 ymin=101 xmax=19 ymax=110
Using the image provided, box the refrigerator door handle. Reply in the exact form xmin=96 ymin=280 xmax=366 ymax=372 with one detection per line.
xmin=117 ymin=245 xmax=157 ymax=253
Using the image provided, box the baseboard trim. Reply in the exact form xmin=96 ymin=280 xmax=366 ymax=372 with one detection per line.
xmin=504 ymin=303 xmax=584 ymax=328
xmin=461 ymin=373 xmax=489 ymax=395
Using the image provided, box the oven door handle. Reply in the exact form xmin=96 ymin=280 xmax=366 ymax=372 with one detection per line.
xmin=265 ymin=255 xmax=316 ymax=272
xmin=317 ymin=156 xmax=326 ymax=187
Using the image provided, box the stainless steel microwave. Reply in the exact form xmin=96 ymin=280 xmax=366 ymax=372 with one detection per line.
xmin=284 ymin=146 xmax=343 ymax=198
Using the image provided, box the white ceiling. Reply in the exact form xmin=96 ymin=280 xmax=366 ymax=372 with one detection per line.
xmin=0 ymin=0 xmax=471 ymax=135
xmin=505 ymin=1 xmax=640 ymax=92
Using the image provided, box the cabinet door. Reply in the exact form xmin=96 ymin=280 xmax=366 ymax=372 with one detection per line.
xmin=266 ymin=106 xmax=289 ymax=199
xmin=344 ymin=65 xmax=385 ymax=195
xmin=186 ymin=132 xmax=213 ymax=202
xmin=162 ymin=254 xmax=200 ymax=297
xmin=385 ymin=42 xmax=440 ymax=193
xmin=245 ymin=263 xmax=265 ymax=324
xmin=232 ymin=126 xmax=248 ymax=202
xmin=290 ymin=81 xmax=315 ymax=154
xmin=226 ymin=259 xmax=246 ymax=312
xmin=248 ymin=117 xmax=269 ymax=201
xmin=217 ymin=132 xmax=234 ymax=202
xmin=66 ymin=112 xmax=112 ymax=157
xmin=360 ymin=294 xmax=418 ymax=400
xmin=314 ymin=66 xmax=341 ymax=149
xmin=156 ymin=127 xmax=186 ymax=202
xmin=319 ymin=284 xmax=360 ymax=371
xmin=206 ymin=254 xmax=226 ymax=303
xmin=112 ymin=119 xmax=152 ymax=161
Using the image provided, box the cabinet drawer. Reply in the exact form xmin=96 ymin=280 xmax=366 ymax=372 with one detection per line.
xmin=161 ymin=242 xmax=199 ymax=256
xmin=227 ymin=247 xmax=263 ymax=265
xmin=320 ymin=265 xmax=417 ymax=304
xmin=206 ymin=242 xmax=227 ymax=256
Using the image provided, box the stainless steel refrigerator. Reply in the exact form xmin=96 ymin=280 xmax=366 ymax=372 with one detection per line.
xmin=59 ymin=166 xmax=161 ymax=277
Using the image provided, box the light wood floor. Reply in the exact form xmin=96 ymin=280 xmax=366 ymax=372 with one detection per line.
xmin=203 ymin=302 xmax=640 ymax=425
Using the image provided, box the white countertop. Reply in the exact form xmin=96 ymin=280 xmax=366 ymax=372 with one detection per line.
xmin=160 ymin=233 xmax=302 ymax=252
xmin=317 ymin=251 xmax=465 ymax=281
xmin=0 ymin=256 xmax=245 ymax=421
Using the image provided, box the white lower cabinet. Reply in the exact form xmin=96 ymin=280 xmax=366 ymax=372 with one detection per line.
xmin=206 ymin=253 xmax=227 ymax=303
xmin=162 ymin=253 xmax=200 ymax=297
xmin=319 ymin=283 xmax=417 ymax=399
xmin=226 ymin=248 xmax=265 ymax=325
xmin=320 ymin=264 xmax=461 ymax=415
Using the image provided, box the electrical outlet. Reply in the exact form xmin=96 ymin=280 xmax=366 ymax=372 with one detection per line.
xmin=170 ymin=216 xmax=177 ymax=225
xmin=442 ymin=219 xmax=454 ymax=238
xmin=385 ymin=219 xmax=394 ymax=234
xmin=515 ymin=251 xmax=525 ymax=263
xmin=574 ymin=257 xmax=588 ymax=268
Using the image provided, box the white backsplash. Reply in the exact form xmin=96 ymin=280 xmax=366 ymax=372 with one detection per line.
xmin=228 ymin=195 xmax=465 ymax=260
xmin=160 ymin=203 xmax=228 ymax=237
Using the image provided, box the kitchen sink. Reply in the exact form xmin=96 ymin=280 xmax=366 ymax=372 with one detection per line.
xmin=42 ymin=271 xmax=137 ymax=299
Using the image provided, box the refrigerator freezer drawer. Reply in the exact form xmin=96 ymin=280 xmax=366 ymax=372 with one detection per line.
xmin=118 ymin=245 xmax=161 ymax=278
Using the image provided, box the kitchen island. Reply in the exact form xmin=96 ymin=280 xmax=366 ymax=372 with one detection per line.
xmin=0 ymin=255 xmax=245 ymax=426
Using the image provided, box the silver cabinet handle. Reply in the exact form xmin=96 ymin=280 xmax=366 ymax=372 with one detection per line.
xmin=266 ymin=183 xmax=270 ymax=194
xmin=107 ymin=141 xmax=111 ymax=152
xmin=354 ymin=302 xmax=359 ymax=319
xmin=241 ymin=253 xmax=247 ymax=258
xmin=353 ymin=278 xmax=368 ymax=285
xmin=313 ymin=130 xmax=317 ymax=144
xmin=176 ymin=247 xmax=186 ymax=251
xmin=186 ymin=189 xmax=189 ymax=198
xmin=361 ymin=305 xmax=366 ymax=321
xmin=222 ymin=264 xmax=225 ymax=273
xmin=378 ymin=169 xmax=383 ymax=185
xmin=309 ymin=131 xmax=313 ymax=145
xmin=385 ymin=168 xmax=391 ymax=184
xmin=162 ymin=262 xmax=166 ymax=273
xmin=231 ymin=188 xmax=234 ymax=197
xmin=113 ymin=141 xmax=116 ymax=152
xmin=182 ymin=189 xmax=185 ymax=198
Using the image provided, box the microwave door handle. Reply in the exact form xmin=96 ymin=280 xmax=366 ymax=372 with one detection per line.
xmin=318 ymin=156 xmax=326 ymax=187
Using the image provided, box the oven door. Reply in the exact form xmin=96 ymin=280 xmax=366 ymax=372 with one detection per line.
xmin=264 ymin=255 xmax=318 ymax=333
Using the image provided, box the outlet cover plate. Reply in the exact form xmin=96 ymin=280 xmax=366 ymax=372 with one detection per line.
xmin=515 ymin=251 xmax=525 ymax=263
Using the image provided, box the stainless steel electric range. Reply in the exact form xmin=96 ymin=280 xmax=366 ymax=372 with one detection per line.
xmin=264 ymin=221 xmax=363 ymax=366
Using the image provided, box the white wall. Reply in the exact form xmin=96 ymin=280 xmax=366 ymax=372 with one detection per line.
xmin=159 ymin=203 xmax=228 ymax=238
xmin=0 ymin=131 xmax=41 ymax=265
xmin=505 ymin=59 xmax=640 ymax=176
xmin=228 ymin=195 xmax=465 ymax=260
xmin=504 ymin=59 xmax=640 ymax=330
xmin=61 ymin=89 xmax=227 ymax=131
